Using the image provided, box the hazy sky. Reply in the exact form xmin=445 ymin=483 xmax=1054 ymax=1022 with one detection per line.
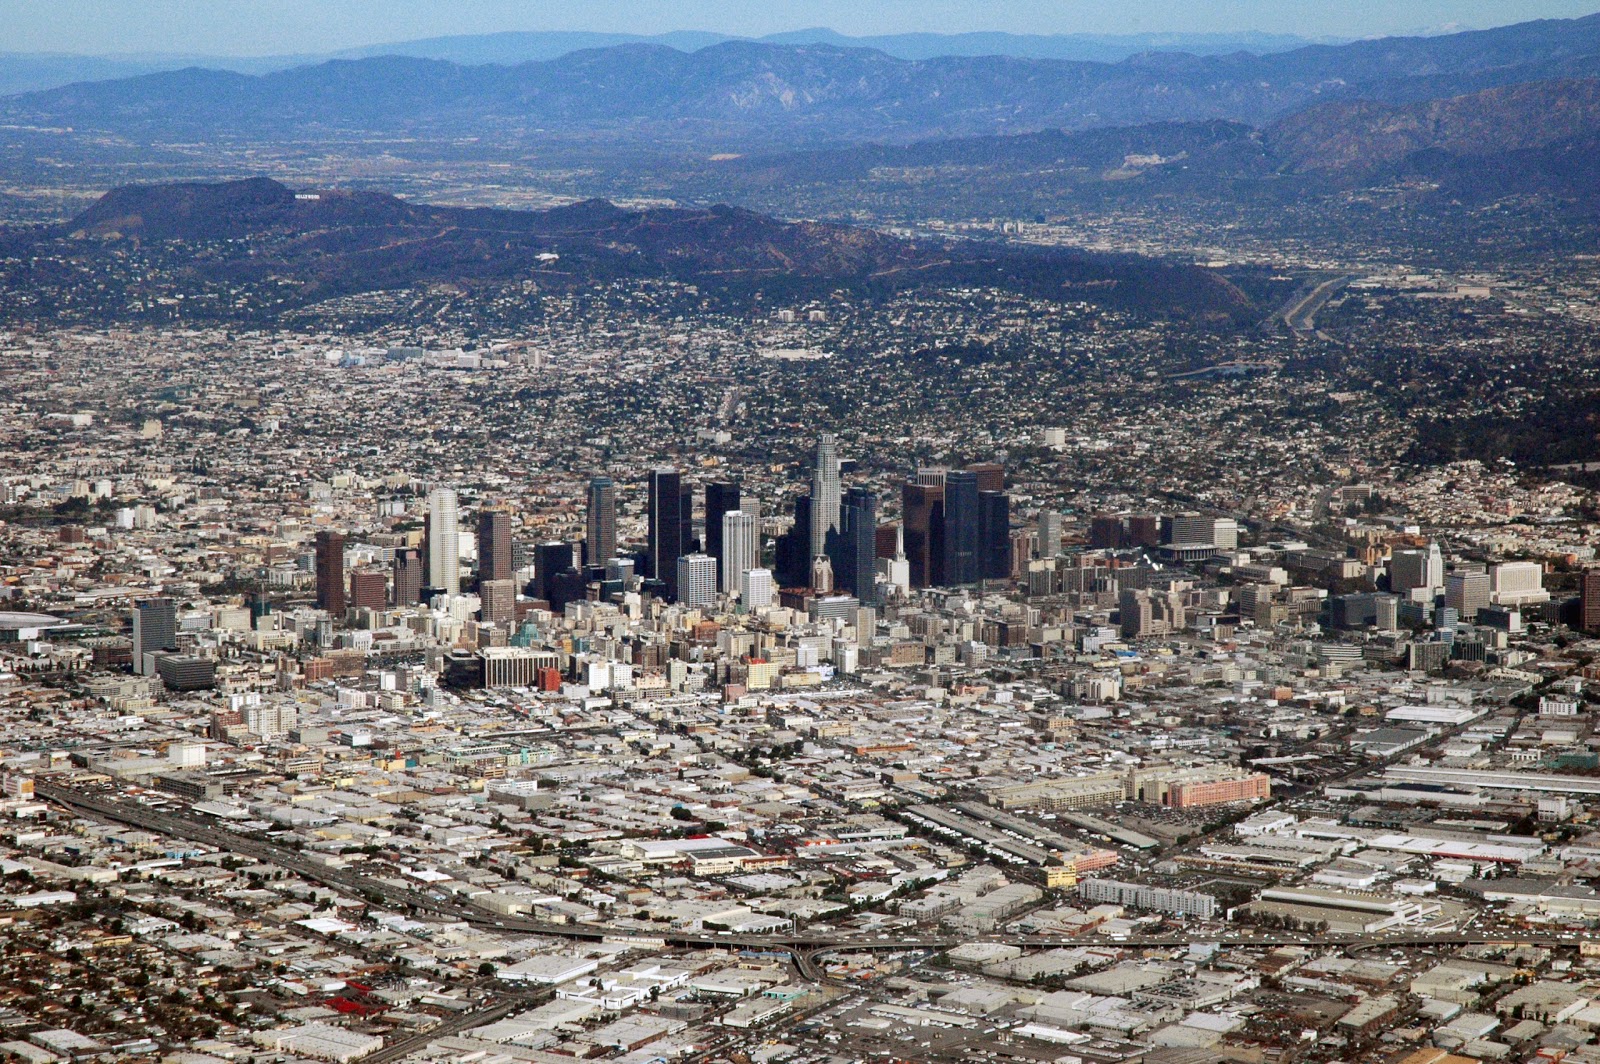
xmin=4 ymin=1 xmax=1597 ymax=56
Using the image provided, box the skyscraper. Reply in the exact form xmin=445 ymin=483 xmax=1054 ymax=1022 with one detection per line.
xmin=392 ymin=547 xmax=424 ymax=606
xmin=676 ymin=553 xmax=717 ymax=608
xmin=705 ymin=480 xmax=741 ymax=569
xmin=878 ymin=525 xmax=911 ymax=598
xmin=314 ymin=530 xmax=346 ymax=615
xmin=585 ymin=477 xmax=617 ymax=567
xmin=1392 ymin=543 xmax=1444 ymax=598
xmin=809 ymin=433 xmax=841 ymax=561
xmin=348 ymin=569 xmax=387 ymax=611
xmin=1582 ymin=569 xmax=1600 ymax=632
xmin=647 ymin=467 xmax=686 ymax=600
xmin=835 ymin=487 xmax=879 ymax=603
xmin=1038 ymin=511 xmax=1064 ymax=558
xmin=426 ymin=487 xmax=461 ymax=595
xmin=721 ymin=510 xmax=760 ymax=595
xmin=775 ymin=494 xmax=812 ymax=590
xmin=978 ymin=490 xmax=1011 ymax=581
xmin=680 ymin=482 xmax=697 ymax=556
xmin=479 ymin=579 xmax=516 ymax=628
xmin=941 ymin=469 xmax=980 ymax=586
xmin=1445 ymin=569 xmax=1491 ymax=621
xmin=902 ymin=481 xmax=943 ymax=589
xmin=477 ymin=510 xmax=513 ymax=583
xmin=132 ymin=597 xmax=177 ymax=676
xmin=740 ymin=567 xmax=775 ymax=609
xmin=535 ymin=541 xmax=575 ymax=604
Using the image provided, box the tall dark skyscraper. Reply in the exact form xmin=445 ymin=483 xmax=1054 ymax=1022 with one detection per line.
xmin=680 ymin=483 xmax=697 ymax=557
xmin=775 ymin=494 xmax=812 ymax=590
xmin=704 ymin=480 xmax=740 ymax=567
xmin=314 ymin=530 xmax=346 ymax=615
xmin=978 ymin=490 xmax=1011 ymax=581
xmin=392 ymin=547 xmax=424 ymax=606
xmin=546 ymin=568 xmax=587 ymax=612
xmin=132 ymin=597 xmax=177 ymax=676
xmin=535 ymin=541 xmax=575 ymax=604
xmin=902 ymin=482 xmax=944 ymax=589
xmin=1583 ymin=568 xmax=1600 ymax=632
xmin=585 ymin=477 xmax=617 ymax=567
xmin=647 ymin=467 xmax=686 ymax=600
xmin=941 ymin=470 xmax=980 ymax=587
xmin=834 ymin=487 xmax=880 ymax=603
xmin=477 ymin=510 xmax=513 ymax=583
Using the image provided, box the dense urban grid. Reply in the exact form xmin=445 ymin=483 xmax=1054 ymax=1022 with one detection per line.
xmin=6 ymin=10 xmax=1600 ymax=1064
xmin=4 ymin=275 xmax=1600 ymax=1064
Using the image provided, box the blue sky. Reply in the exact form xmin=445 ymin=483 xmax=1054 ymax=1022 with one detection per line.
xmin=3 ymin=1 xmax=1597 ymax=56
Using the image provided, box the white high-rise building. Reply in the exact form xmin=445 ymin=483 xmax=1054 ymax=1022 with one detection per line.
xmin=740 ymin=568 xmax=775 ymax=609
xmin=245 ymin=701 xmax=298 ymax=740
xmin=1491 ymin=561 xmax=1548 ymax=606
xmin=676 ymin=553 xmax=717 ymax=608
xmin=809 ymin=433 xmax=841 ymax=560
xmin=426 ymin=487 xmax=461 ymax=595
xmin=1038 ymin=512 xmax=1064 ymax=557
xmin=721 ymin=511 xmax=761 ymax=594
xmin=876 ymin=524 xmax=910 ymax=597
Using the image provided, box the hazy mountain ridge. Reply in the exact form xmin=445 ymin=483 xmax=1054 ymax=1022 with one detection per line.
xmin=669 ymin=77 xmax=1600 ymax=212
xmin=1265 ymin=78 xmax=1600 ymax=171
xmin=333 ymin=28 xmax=1345 ymax=66
xmin=0 ymin=28 xmax=1348 ymax=96
xmin=6 ymin=16 xmax=1600 ymax=146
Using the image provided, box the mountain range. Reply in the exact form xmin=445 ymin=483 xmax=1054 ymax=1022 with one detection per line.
xmin=628 ymin=74 xmax=1600 ymax=241
xmin=0 ymin=29 xmax=1349 ymax=97
xmin=326 ymin=28 xmax=1347 ymax=67
xmin=6 ymin=16 xmax=1599 ymax=147
xmin=0 ymin=178 xmax=1251 ymax=325
xmin=694 ymin=75 xmax=1600 ymax=183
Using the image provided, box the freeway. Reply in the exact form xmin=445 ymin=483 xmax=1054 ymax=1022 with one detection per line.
xmin=36 ymin=781 xmax=1576 ymax=964
xmin=363 ymin=991 xmax=548 ymax=1064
